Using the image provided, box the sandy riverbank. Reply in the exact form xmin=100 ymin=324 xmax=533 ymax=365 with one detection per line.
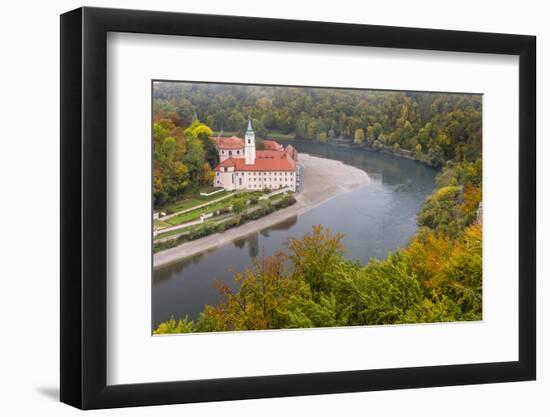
xmin=153 ymin=153 xmax=370 ymax=269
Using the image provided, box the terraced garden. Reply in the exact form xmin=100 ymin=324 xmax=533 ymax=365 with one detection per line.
xmin=155 ymin=187 xmax=290 ymax=233
xmin=161 ymin=189 xmax=230 ymax=214
xmin=153 ymin=193 xmax=297 ymax=253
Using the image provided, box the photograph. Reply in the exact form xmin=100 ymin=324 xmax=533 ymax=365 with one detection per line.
xmin=1 ymin=0 xmax=543 ymax=413
xmin=151 ymin=81 xmax=483 ymax=334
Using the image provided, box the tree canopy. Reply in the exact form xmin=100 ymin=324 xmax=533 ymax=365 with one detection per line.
xmin=153 ymin=115 xmax=215 ymax=207
xmin=155 ymin=221 xmax=482 ymax=333
xmin=154 ymin=82 xmax=482 ymax=167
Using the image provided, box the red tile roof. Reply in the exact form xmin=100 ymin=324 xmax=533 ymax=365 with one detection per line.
xmin=262 ymin=140 xmax=284 ymax=151
xmin=216 ymin=136 xmax=244 ymax=150
xmin=215 ymin=149 xmax=296 ymax=172
xmin=218 ymin=158 xmax=236 ymax=168
xmin=233 ymin=157 xmax=295 ymax=171
xmin=256 ymin=150 xmax=287 ymax=158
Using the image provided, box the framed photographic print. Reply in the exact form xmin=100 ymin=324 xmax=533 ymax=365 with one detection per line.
xmin=60 ymin=7 xmax=536 ymax=409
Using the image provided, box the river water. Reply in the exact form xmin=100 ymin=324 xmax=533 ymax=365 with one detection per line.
xmin=152 ymin=142 xmax=437 ymax=329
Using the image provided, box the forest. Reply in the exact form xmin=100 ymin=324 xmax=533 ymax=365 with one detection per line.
xmin=153 ymin=82 xmax=482 ymax=168
xmin=152 ymin=82 xmax=483 ymax=333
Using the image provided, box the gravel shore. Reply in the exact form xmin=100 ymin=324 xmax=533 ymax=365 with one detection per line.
xmin=153 ymin=153 xmax=370 ymax=269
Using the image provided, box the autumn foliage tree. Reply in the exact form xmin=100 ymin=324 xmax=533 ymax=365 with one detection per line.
xmin=286 ymin=225 xmax=345 ymax=302
xmin=153 ymin=114 xmax=217 ymax=208
xmin=195 ymin=252 xmax=303 ymax=332
xmin=154 ymin=83 xmax=482 ymax=167
xmin=155 ymin=220 xmax=482 ymax=333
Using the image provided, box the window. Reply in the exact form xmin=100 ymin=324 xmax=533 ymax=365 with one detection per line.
xmin=229 ymin=151 xmax=232 ymax=155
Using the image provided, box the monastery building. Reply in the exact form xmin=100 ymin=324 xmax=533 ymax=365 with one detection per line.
xmin=214 ymin=120 xmax=298 ymax=192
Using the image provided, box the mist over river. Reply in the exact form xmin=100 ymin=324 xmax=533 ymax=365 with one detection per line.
xmin=152 ymin=142 xmax=436 ymax=329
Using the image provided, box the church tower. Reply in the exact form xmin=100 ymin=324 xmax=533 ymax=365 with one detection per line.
xmin=245 ymin=118 xmax=256 ymax=165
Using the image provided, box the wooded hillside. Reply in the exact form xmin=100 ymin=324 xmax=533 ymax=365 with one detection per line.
xmin=154 ymin=82 xmax=482 ymax=167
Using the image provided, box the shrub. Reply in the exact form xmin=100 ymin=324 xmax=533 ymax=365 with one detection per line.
xmin=153 ymin=195 xmax=297 ymax=253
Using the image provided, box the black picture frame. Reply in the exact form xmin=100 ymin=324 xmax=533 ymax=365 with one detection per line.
xmin=60 ymin=6 xmax=536 ymax=410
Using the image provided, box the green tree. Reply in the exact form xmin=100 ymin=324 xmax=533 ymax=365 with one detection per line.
xmin=354 ymin=128 xmax=365 ymax=144
xmin=184 ymin=121 xmax=217 ymax=168
xmin=154 ymin=316 xmax=194 ymax=334
xmin=286 ymin=225 xmax=345 ymax=302
xmin=196 ymin=253 xmax=302 ymax=331
xmin=232 ymin=198 xmax=246 ymax=215
xmin=417 ymin=185 xmax=463 ymax=236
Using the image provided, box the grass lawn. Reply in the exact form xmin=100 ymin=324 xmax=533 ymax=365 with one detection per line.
xmin=155 ymin=213 xmax=234 ymax=241
xmin=268 ymin=191 xmax=292 ymax=200
xmin=155 ymin=224 xmax=198 ymax=240
xmin=166 ymin=208 xmax=205 ymax=225
xmin=155 ymin=228 xmax=188 ymax=240
xmin=162 ymin=190 xmax=230 ymax=214
xmin=199 ymin=186 xmax=224 ymax=194
xmin=154 ymin=219 xmax=172 ymax=229
xmin=166 ymin=198 xmax=233 ymax=225
xmin=165 ymin=191 xmax=265 ymax=226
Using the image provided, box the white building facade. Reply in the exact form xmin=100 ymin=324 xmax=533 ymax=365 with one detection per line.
xmin=214 ymin=120 xmax=298 ymax=192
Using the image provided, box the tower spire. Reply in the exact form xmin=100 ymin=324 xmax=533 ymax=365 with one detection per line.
xmin=245 ymin=118 xmax=256 ymax=165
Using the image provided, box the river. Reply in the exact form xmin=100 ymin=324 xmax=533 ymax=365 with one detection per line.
xmin=152 ymin=142 xmax=437 ymax=329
